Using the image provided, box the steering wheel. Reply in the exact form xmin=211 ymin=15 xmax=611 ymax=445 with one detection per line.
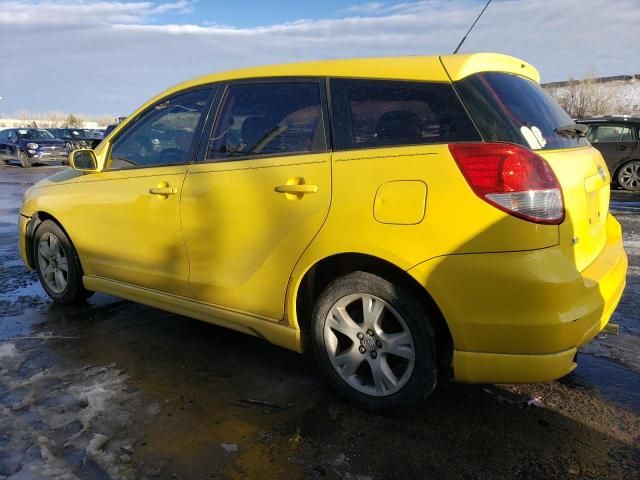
xmin=157 ymin=148 xmax=186 ymax=164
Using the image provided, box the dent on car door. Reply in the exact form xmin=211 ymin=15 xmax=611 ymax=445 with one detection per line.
xmin=68 ymin=87 xmax=214 ymax=297
xmin=181 ymin=79 xmax=332 ymax=320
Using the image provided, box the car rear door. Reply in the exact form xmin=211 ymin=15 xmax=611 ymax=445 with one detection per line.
xmin=586 ymin=123 xmax=636 ymax=172
xmin=180 ymin=79 xmax=331 ymax=320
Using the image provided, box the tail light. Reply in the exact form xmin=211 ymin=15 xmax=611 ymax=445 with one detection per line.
xmin=448 ymin=142 xmax=564 ymax=225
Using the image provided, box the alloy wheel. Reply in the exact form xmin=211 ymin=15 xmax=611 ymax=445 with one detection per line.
xmin=37 ymin=233 xmax=69 ymax=294
xmin=323 ymin=293 xmax=415 ymax=397
xmin=618 ymin=160 xmax=640 ymax=191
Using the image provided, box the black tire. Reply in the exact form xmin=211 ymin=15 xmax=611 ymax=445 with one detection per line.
xmin=33 ymin=220 xmax=93 ymax=304
xmin=616 ymin=160 xmax=640 ymax=192
xmin=18 ymin=151 xmax=31 ymax=168
xmin=312 ymin=271 xmax=437 ymax=412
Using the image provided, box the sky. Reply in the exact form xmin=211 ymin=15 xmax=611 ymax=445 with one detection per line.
xmin=1 ymin=0 xmax=639 ymax=116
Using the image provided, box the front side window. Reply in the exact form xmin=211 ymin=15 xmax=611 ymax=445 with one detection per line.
xmin=109 ymin=88 xmax=211 ymax=170
xmin=207 ymin=81 xmax=325 ymax=161
xmin=587 ymin=125 xmax=634 ymax=143
xmin=330 ymin=78 xmax=480 ymax=150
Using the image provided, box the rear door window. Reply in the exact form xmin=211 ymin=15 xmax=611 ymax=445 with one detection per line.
xmin=456 ymin=72 xmax=589 ymax=151
xmin=588 ymin=125 xmax=634 ymax=143
xmin=206 ymin=81 xmax=326 ymax=161
xmin=330 ymin=78 xmax=480 ymax=150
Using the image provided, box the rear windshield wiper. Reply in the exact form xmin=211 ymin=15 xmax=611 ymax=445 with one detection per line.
xmin=554 ymin=123 xmax=588 ymax=138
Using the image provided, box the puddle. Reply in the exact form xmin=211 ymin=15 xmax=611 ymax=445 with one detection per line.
xmin=564 ymin=354 xmax=640 ymax=416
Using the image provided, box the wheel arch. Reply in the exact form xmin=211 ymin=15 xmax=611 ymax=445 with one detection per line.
xmin=26 ymin=211 xmax=76 ymax=269
xmin=292 ymin=252 xmax=453 ymax=373
xmin=612 ymin=157 xmax=640 ymax=187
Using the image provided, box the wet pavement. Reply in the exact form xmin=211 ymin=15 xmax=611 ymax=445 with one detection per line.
xmin=0 ymin=164 xmax=639 ymax=480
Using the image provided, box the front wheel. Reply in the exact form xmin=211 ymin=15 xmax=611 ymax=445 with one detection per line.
xmin=312 ymin=271 xmax=437 ymax=412
xmin=617 ymin=160 xmax=640 ymax=191
xmin=34 ymin=220 xmax=93 ymax=304
xmin=18 ymin=151 xmax=31 ymax=168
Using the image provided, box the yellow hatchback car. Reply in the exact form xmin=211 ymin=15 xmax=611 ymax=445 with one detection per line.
xmin=19 ymin=53 xmax=627 ymax=411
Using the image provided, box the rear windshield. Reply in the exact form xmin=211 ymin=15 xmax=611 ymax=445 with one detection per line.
xmin=455 ymin=72 xmax=589 ymax=151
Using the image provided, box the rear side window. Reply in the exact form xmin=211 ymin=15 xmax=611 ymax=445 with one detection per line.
xmin=330 ymin=78 xmax=480 ymax=150
xmin=587 ymin=125 xmax=635 ymax=143
xmin=207 ymin=81 xmax=326 ymax=160
xmin=456 ymin=72 xmax=589 ymax=151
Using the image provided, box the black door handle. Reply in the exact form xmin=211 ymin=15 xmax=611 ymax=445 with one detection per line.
xmin=615 ymin=146 xmax=629 ymax=151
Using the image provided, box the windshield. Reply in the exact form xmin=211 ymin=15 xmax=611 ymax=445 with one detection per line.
xmin=17 ymin=129 xmax=55 ymax=140
xmin=455 ymin=72 xmax=589 ymax=151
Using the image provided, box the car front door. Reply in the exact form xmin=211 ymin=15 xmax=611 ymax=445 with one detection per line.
xmin=0 ymin=130 xmax=8 ymax=160
xmin=68 ymin=87 xmax=214 ymax=297
xmin=180 ymin=79 xmax=331 ymax=320
xmin=7 ymin=131 xmax=20 ymax=160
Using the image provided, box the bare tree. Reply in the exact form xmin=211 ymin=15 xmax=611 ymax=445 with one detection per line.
xmin=14 ymin=110 xmax=32 ymax=127
xmin=546 ymin=72 xmax=624 ymax=119
xmin=43 ymin=111 xmax=67 ymax=127
xmin=63 ymin=114 xmax=82 ymax=128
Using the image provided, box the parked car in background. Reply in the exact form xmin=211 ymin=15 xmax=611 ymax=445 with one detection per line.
xmin=47 ymin=128 xmax=103 ymax=150
xmin=103 ymin=118 xmax=127 ymax=138
xmin=0 ymin=128 xmax=68 ymax=167
xmin=579 ymin=117 xmax=640 ymax=191
xmin=19 ymin=54 xmax=627 ymax=411
xmin=103 ymin=124 xmax=118 ymax=137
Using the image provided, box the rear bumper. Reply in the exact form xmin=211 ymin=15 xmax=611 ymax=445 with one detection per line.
xmin=454 ymin=348 xmax=578 ymax=384
xmin=408 ymin=214 xmax=627 ymax=384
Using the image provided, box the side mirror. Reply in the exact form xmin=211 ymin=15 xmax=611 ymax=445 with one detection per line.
xmin=70 ymin=149 xmax=99 ymax=172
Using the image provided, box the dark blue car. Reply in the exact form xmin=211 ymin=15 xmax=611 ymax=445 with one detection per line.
xmin=0 ymin=128 xmax=69 ymax=168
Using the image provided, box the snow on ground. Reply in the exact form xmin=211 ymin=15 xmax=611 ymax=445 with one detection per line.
xmin=0 ymin=340 xmax=159 ymax=479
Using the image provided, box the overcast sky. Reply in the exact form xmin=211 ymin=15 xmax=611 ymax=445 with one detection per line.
xmin=1 ymin=0 xmax=639 ymax=116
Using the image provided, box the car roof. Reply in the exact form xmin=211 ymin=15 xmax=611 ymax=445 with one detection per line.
xmin=185 ymin=53 xmax=536 ymax=83
xmin=578 ymin=116 xmax=640 ymax=125
xmin=97 ymin=53 xmax=539 ymax=155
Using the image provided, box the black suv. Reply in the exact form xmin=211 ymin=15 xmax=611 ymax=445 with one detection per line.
xmin=579 ymin=117 xmax=640 ymax=191
xmin=47 ymin=128 xmax=103 ymax=150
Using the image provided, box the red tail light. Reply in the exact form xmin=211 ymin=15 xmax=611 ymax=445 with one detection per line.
xmin=448 ymin=142 xmax=565 ymax=225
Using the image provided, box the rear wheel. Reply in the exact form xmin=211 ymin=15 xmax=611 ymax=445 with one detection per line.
xmin=34 ymin=220 xmax=93 ymax=304
xmin=617 ymin=160 xmax=640 ymax=191
xmin=312 ymin=271 xmax=437 ymax=412
xmin=18 ymin=151 xmax=31 ymax=168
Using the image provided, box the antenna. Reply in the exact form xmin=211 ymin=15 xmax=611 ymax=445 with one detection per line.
xmin=453 ymin=0 xmax=493 ymax=54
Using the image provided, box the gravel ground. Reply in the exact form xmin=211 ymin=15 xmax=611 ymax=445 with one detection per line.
xmin=0 ymin=164 xmax=638 ymax=480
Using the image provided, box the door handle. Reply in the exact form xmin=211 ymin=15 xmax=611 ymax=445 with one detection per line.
xmin=275 ymin=184 xmax=318 ymax=194
xmin=615 ymin=146 xmax=629 ymax=151
xmin=149 ymin=186 xmax=178 ymax=196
